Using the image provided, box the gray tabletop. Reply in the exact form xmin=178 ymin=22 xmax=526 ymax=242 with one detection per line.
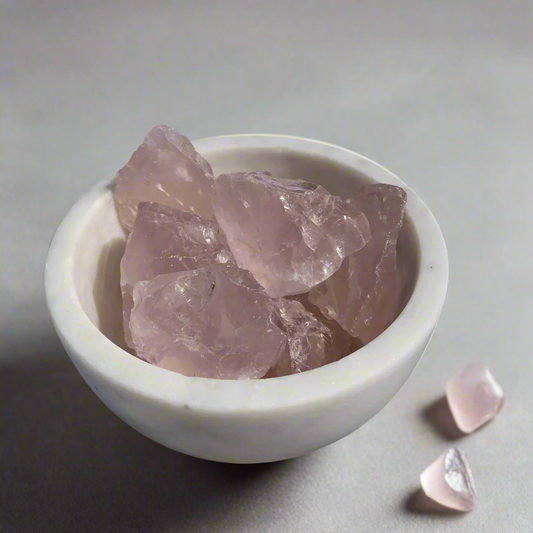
xmin=2 ymin=1 xmax=532 ymax=532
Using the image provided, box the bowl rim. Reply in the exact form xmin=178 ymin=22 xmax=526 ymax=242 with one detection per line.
xmin=45 ymin=134 xmax=448 ymax=413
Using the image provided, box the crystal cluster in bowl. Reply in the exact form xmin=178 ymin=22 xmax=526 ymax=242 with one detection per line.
xmin=114 ymin=126 xmax=407 ymax=379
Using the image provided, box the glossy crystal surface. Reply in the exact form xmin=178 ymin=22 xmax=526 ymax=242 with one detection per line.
xmin=120 ymin=202 xmax=229 ymax=346
xmin=114 ymin=125 xmax=215 ymax=231
xmin=420 ymin=447 xmax=478 ymax=512
xmin=309 ymin=184 xmax=407 ymax=343
xmin=446 ymin=362 xmax=504 ymax=434
xmin=214 ymin=171 xmax=371 ymax=297
xmin=129 ymin=263 xmax=286 ymax=379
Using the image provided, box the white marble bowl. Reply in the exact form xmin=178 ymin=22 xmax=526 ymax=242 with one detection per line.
xmin=45 ymin=135 xmax=448 ymax=464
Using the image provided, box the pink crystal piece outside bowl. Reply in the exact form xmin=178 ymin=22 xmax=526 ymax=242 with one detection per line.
xmin=45 ymin=135 xmax=448 ymax=464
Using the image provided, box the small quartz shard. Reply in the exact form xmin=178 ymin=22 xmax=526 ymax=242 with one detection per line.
xmin=129 ymin=262 xmax=286 ymax=379
xmin=420 ymin=447 xmax=478 ymax=512
xmin=213 ymin=172 xmax=371 ymax=298
xmin=309 ymin=184 xmax=407 ymax=343
xmin=114 ymin=125 xmax=215 ymax=231
xmin=267 ymin=296 xmax=361 ymax=377
xmin=445 ymin=361 xmax=504 ymax=434
xmin=120 ymin=202 xmax=230 ymax=347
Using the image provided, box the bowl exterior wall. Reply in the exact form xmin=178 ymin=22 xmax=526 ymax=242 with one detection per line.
xmin=55 ymin=326 xmax=434 ymax=463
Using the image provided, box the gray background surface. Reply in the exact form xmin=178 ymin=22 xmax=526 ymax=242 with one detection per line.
xmin=1 ymin=1 xmax=532 ymax=531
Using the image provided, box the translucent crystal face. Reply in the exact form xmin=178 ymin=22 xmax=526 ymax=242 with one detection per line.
xmin=309 ymin=184 xmax=407 ymax=344
xmin=129 ymin=263 xmax=287 ymax=379
xmin=420 ymin=447 xmax=478 ymax=512
xmin=267 ymin=296 xmax=362 ymax=377
xmin=213 ymin=171 xmax=371 ymax=298
xmin=444 ymin=448 xmax=477 ymax=498
xmin=114 ymin=125 xmax=215 ymax=231
xmin=120 ymin=202 xmax=229 ymax=347
xmin=445 ymin=362 xmax=504 ymax=434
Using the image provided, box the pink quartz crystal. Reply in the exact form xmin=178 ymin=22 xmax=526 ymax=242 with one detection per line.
xmin=309 ymin=184 xmax=407 ymax=343
xmin=445 ymin=361 xmax=504 ymax=434
xmin=114 ymin=125 xmax=215 ymax=231
xmin=213 ymin=172 xmax=371 ymax=298
xmin=129 ymin=262 xmax=286 ymax=379
xmin=420 ymin=447 xmax=478 ymax=512
xmin=267 ymin=297 xmax=361 ymax=377
xmin=120 ymin=202 xmax=230 ymax=347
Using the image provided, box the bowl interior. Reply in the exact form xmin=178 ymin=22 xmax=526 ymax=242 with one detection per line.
xmin=75 ymin=141 xmax=420 ymax=355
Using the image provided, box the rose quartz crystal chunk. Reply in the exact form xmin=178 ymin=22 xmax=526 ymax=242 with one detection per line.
xmin=267 ymin=297 xmax=361 ymax=377
xmin=213 ymin=172 xmax=371 ymax=298
xmin=129 ymin=263 xmax=286 ymax=379
xmin=120 ymin=202 xmax=230 ymax=347
xmin=114 ymin=125 xmax=215 ymax=231
xmin=445 ymin=362 xmax=504 ymax=434
xmin=420 ymin=447 xmax=478 ymax=512
xmin=309 ymin=184 xmax=407 ymax=343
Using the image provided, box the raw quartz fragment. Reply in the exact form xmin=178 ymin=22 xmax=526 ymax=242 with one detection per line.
xmin=128 ymin=257 xmax=359 ymax=378
xmin=129 ymin=262 xmax=286 ymax=379
xmin=213 ymin=172 xmax=371 ymax=298
xmin=309 ymin=184 xmax=407 ymax=344
xmin=445 ymin=362 xmax=504 ymax=434
xmin=267 ymin=296 xmax=361 ymax=377
xmin=420 ymin=447 xmax=478 ymax=512
xmin=114 ymin=125 xmax=215 ymax=231
xmin=120 ymin=202 xmax=230 ymax=347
